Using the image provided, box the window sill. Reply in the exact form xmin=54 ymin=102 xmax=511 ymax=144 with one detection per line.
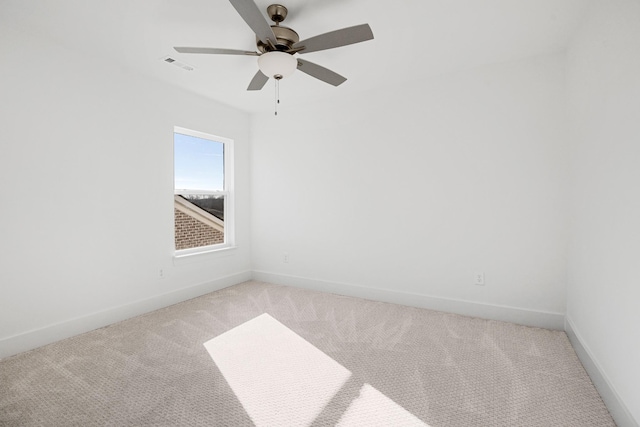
xmin=173 ymin=245 xmax=237 ymax=265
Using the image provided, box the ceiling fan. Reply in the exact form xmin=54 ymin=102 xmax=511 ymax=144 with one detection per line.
xmin=174 ymin=0 xmax=374 ymax=91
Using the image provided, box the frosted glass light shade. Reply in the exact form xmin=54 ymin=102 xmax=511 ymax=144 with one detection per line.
xmin=258 ymin=51 xmax=297 ymax=79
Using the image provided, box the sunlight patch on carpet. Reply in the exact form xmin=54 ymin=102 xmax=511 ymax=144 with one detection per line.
xmin=337 ymin=383 xmax=429 ymax=426
xmin=204 ymin=313 xmax=351 ymax=426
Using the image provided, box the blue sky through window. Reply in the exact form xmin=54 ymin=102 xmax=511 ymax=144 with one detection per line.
xmin=174 ymin=132 xmax=224 ymax=191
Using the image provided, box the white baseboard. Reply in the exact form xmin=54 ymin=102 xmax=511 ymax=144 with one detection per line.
xmin=0 ymin=270 xmax=252 ymax=360
xmin=251 ymin=271 xmax=565 ymax=330
xmin=565 ymin=316 xmax=639 ymax=427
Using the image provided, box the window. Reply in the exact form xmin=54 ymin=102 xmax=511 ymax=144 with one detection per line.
xmin=174 ymin=127 xmax=234 ymax=255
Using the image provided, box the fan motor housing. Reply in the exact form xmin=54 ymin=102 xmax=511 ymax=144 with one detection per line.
xmin=257 ymin=25 xmax=299 ymax=52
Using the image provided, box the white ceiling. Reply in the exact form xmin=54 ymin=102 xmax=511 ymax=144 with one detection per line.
xmin=2 ymin=0 xmax=587 ymax=113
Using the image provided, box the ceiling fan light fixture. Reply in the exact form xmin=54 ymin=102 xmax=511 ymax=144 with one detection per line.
xmin=258 ymin=51 xmax=297 ymax=79
xmin=174 ymin=2 xmax=374 ymax=92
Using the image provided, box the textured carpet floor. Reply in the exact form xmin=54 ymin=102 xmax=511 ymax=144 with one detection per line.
xmin=0 ymin=281 xmax=615 ymax=426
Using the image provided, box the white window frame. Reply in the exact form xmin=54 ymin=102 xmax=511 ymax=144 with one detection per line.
xmin=173 ymin=126 xmax=235 ymax=257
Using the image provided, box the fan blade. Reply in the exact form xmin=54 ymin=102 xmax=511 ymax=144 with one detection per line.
xmin=247 ymin=70 xmax=269 ymax=91
xmin=229 ymin=0 xmax=277 ymax=46
xmin=296 ymin=58 xmax=346 ymax=87
xmin=174 ymin=47 xmax=259 ymax=56
xmin=293 ymin=24 xmax=373 ymax=54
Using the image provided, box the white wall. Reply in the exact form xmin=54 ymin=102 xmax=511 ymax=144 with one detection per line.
xmin=251 ymin=53 xmax=570 ymax=325
xmin=566 ymin=0 xmax=640 ymax=423
xmin=0 ymin=25 xmax=252 ymax=357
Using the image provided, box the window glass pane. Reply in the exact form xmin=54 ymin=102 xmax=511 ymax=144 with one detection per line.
xmin=175 ymin=195 xmax=225 ymax=250
xmin=174 ymin=133 xmax=224 ymax=191
xmin=174 ymin=129 xmax=230 ymax=252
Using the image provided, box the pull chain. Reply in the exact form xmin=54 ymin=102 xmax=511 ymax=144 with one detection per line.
xmin=274 ymin=76 xmax=281 ymax=116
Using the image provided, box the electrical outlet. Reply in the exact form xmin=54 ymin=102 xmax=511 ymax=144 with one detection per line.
xmin=283 ymin=253 xmax=289 ymax=263
xmin=474 ymin=272 xmax=485 ymax=286
xmin=159 ymin=269 xmax=165 ymax=279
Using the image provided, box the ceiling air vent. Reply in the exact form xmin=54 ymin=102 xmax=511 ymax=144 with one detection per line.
xmin=161 ymin=56 xmax=195 ymax=71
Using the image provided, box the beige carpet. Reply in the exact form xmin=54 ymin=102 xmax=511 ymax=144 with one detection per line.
xmin=0 ymin=281 xmax=615 ymax=426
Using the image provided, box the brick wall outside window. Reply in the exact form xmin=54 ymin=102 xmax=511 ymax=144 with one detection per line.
xmin=174 ymin=209 xmax=224 ymax=250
